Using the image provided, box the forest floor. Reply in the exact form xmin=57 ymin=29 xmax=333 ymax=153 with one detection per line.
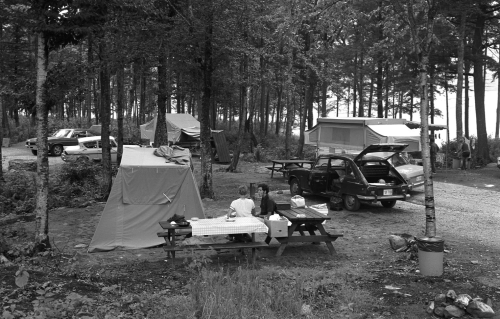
xmin=1 ymin=143 xmax=500 ymax=318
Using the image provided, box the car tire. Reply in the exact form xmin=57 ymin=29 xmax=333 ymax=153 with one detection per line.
xmin=51 ymin=144 xmax=63 ymax=156
xmin=31 ymin=150 xmax=37 ymax=156
xmin=290 ymin=178 xmax=303 ymax=196
xmin=381 ymin=200 xmax=397 ymax=208
xmin=343 ymin=195 xmax=360 ymax=211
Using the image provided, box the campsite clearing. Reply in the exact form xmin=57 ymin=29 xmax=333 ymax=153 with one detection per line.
xmin=1 ymin=154 xmax=500 ymax=318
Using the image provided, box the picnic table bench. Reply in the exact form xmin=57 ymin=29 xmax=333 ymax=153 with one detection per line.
xmin=158 ymin=217 xmax=269 ymax=264
xmin=265 ymin=207 xmax=343 ymax=256
xmin=266 ymin=159 xmax=314 ymax=178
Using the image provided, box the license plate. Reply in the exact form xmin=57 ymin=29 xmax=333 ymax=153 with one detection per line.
xmin=416 ymin=176 xmax=423 ymax=181
xmin=383 ymin=189 xmax=393 ymax=196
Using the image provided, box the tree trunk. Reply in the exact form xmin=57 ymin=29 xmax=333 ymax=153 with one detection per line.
xmin=275 ymin=85 xmax=283 ymax=135
xmin=99 ymin=42 xmax=112 ymax=200
xmin=285 ymin=90 xmax=294 ymax=159
xmin=472 ymin=11 xmax=489 ymax=161
xmin=34 ymin=32 xmax=51 ymax=252
xmin=199 ymin=10 xmax=214 ymax=199
xmin=259 ymin=55 xmax=265 ymax=141
xmin=0 ymin=95 xmax=3 ymax=184
xmin=353 ymin=53 xmax=358 ymax=117
xmin=456 ymin=12 xmax=465 ymax=139
xmin=368 ymin=74 xmax=374 ymax=117
xmin=358 ymin=51 xmax=364 ymax=117
xmin=296 ymin=91 xmax=305 ymax=159
xmin=465 ymin=59 xmax=470 ymax=138
xmin=155 ymin=46 xmax=169 ymax=147
xmin=406 ymin=1 xmax=437 ymax=238
xmin=496 ymin=54 xmax=500 ymax=139
xmin=321 ymin=81 xmax=327 ymax=117
xmin=227 ymin=85 xmax=247 ymax=172
xmin=86 ymin=33 xmax=93 ymax=127
xmin=116 ymin=65 xmax=125 ymax=165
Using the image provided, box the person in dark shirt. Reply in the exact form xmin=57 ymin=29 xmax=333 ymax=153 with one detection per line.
xmin=257 ymin=183 xmax=277 ymax=216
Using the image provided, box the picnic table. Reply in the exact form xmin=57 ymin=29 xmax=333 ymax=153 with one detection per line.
xmin=265 ymin=207 xmax=343 ymax=256
xmin=158 ymin=216 xmax=269 ymax=263
xmin=266 ymin=159 xmax=314 ymax=178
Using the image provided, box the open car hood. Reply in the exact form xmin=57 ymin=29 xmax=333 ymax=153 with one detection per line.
xmin=353 ymin=143 xmax=408 ymax=162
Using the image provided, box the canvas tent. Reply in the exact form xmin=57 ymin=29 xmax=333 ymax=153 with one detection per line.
xmin=88 ymin=147 xmax=205 ymax=252
xmin=304 ymin=117 xmax=422 ymax=152
xmin=140 ymin=113 xmax=200 ymax=145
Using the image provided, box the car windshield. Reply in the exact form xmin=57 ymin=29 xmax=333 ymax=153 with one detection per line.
xmin=52 ymin=129 xmax=72 ymax=138
xmin=390 ymin=153 xmax=409 ymax=167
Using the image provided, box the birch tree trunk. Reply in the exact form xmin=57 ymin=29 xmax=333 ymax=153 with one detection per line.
xmin=34 ymin=32 xmax=51 ymax=252
xmin=405 ymin=0 xmax=438 ymax=237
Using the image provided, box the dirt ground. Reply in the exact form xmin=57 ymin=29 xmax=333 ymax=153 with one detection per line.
xmin=1 ymin=144 xmax=500 ymax=318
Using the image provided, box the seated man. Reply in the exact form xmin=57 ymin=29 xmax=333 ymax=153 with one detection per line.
xmin=257 ymin=183 xmax=277 ymax=216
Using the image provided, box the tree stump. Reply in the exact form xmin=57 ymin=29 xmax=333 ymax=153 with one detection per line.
xmin=8 ymin=159 xmax=37 ymax=172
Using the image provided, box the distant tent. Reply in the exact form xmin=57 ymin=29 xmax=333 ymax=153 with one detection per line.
xmin=88 ymin=125 xmax=101 ymax=136
xmin=88 ymin=147 xmax=205 ymax=252
xmin=140 ymin=113 xmax=200 ymax=145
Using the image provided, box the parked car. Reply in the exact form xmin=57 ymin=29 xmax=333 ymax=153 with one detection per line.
xmin=288 ymin=143 xmax=411 ymax=211
xmin=26 ymin=128 xmax=94 ymax=156
xmin=61 ymin=136 xmax=120 ymax=163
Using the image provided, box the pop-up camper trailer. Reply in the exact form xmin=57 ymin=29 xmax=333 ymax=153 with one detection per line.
xmin=304 ymin=117 xmax=422 ymax=152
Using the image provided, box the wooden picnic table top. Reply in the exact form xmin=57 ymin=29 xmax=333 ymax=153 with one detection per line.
xmin=276 ymin=207 xmax=331 ymax=222
xmin=271 ymin=159 xmax=314 ymax=165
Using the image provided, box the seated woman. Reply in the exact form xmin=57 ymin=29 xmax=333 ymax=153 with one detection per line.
xmin=227 ymin=185 xmax=255 ymax=242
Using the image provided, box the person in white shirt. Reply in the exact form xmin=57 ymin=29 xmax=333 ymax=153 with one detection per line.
xmin=227 ymin=185 xmax=255 ymax=242
xmin=228 ymin=185 xmax=256 ymax=217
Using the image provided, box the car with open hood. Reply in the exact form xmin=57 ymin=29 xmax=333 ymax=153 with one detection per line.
xmin=287 ymin=143 xmax=411 ymax=211
xmin=26 ymin=128 xmax=94 ymax=156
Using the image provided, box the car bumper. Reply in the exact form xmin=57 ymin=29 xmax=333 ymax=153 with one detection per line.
xmin=61 ymin=153 xmax=78 ymax=162
xmin=357 ymin=194 xmax=409 ymax=201
xmin=408 ymin=180 xmax=424 ymax=189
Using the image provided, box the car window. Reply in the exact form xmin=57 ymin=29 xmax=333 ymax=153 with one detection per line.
xmin=329 ymin=158 xmax=344 ymax=167
xmin=52 ymin=129 xmax=72 ymax=138
xmin=316 ymin=158 xmax=329 ymax=167
xmin=83 ymin=141 xmax=97 ymax=148
xmin=391 ymin=154 xmax=409 ymax=167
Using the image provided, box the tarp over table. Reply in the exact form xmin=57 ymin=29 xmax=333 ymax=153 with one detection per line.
xmin=88 ymin=147 xmax=205 ymax=252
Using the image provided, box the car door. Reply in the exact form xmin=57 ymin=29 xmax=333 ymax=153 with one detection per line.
xmin=309 ymin=157 xmax=329 ymax=194
xmin=340 ymin=160 xmax=363 ymax=195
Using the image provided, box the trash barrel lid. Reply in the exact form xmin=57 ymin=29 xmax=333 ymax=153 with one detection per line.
xmin=417 ymin=236 xmax=444 ymax=243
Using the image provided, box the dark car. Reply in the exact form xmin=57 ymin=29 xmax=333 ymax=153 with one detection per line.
xmin=288 ymin=143 xmax=411 ymax=211
xmin=26 ymin=128 xmax=94 ymax=156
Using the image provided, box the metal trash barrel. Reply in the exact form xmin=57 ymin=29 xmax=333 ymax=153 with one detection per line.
xmin=452 ymin=158 xmax=460 ymax=169
xmin=416 ymin=237 xmax=444 ymax=276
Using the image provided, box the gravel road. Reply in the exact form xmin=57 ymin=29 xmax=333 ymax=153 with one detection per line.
xmin=1 ymin=142 xmax=64 ymax=170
